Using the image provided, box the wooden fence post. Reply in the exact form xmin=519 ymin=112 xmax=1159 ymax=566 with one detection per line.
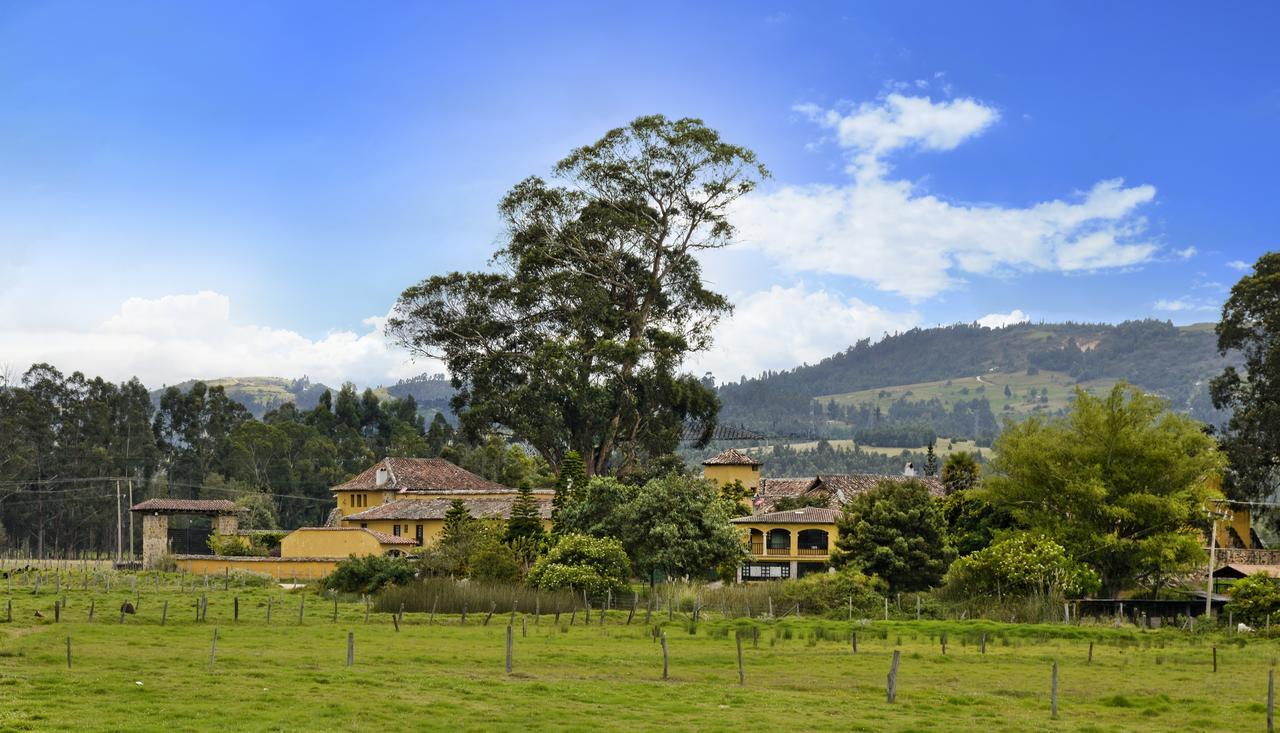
xmin=461 ymin=603 xmax=467 ymax=625
xmin=980 ymin=633 xmax=986 ymax=655
xmin=1268 ymin=668 xmax=1275 ymax=733
xmin=660 ymin=632 xmax=669 ymax=680
xmin=66 ymin=635 xmax=71 ymax=668
xmin=628 ymin=594 xmax=637 ymax=625
xmin=1051 ymin=661 xmax=1059 ymax=719
xmin=54 ymin=599 xmax=60 ymax=623
xmin=851 ymin=631 xmax=858 ymax=653
xmin=234 ymin=595 xmax=239 ymax=623
xmin=1087 ymin=641 xmax=1093 ymax=665
xmin=161 ymin=600 xmax=168 ymax=626
xmin=298 ymin=595 xmax=305 ymax=625
xmin=88 ymin=599 xmax=94 ymax=622
xmin=266 ymin=596 xmax=272 ymax=625
xmin=364 ymin=596 xmax=370 ymax=624
xmin=506 ymin=623 xmax=513 ymax=674
xmin=940 ymin=632 xmax=947 ymax=655
xmin=347 ymin=631 xmax=354 ymax=668
xmin=522 ymin=615 xmax=527 ymax=638
xmin=392 ymin=613 xmax=400 ymax=632
xmin=1212 ymin=646 xmax=1217 ymax=673
xmin=887 ymin=650 xmax=901 ymax=703
xmin=209 ymin=627 xmax=218 ymax=673
xmin=332 ymin=594 xmax=338 ymax=623
xmin=884 ymin=596 xmax=889 ymax=621
xmin=736 ymin=631 xmax=745 ymax=686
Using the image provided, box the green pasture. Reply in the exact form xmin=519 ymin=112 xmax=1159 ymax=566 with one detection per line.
xmin=1 ymin=572 xmax=1277 ymax=731
xmin=816 ymin=369 xmax=1119 ymax=419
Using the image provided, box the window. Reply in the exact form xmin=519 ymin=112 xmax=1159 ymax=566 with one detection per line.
xmin=360 ymin=523 xmax=367 ymax=529
xmin=392 ymin=524 xmax=401 ymax=536
xmin=415 ymin=525 xmax=424 ymax=546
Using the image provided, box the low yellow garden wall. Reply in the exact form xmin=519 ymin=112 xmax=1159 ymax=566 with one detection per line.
xmin=175 ymin=555 xmax=339 ymax=581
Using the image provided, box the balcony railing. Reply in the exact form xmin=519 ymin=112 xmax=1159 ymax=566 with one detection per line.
xmin=748 ymin=542 xmax=763 ymax=554
xmin=797 ymin=547 xmax=829 ymax=556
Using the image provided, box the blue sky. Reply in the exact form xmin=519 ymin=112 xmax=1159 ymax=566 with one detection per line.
xmin=1 ymin=1 xmax=1276 ymax=386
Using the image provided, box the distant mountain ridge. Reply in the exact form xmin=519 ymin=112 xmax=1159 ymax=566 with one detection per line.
xmin=715 ymin=320 xmax=1238 ymax=440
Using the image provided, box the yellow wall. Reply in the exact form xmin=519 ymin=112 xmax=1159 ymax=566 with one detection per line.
xmin=334 ymin=489 xmax=397 ymax=517
xmin=177 ymin=556 xmax=338 ymax=581
xmin=339 ymin=517 xmax=554 ymax=546
xmin=1214 ymin=509 xmax=1254 ymax=548
xmin=703 ymin=464 xmax=760 ymax=494
xmin=282 ymin=528 xmax=386 ymax=558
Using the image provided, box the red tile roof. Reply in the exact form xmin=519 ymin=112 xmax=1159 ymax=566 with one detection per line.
xmin=731 ymin=507 xmax=839 ymax=524
xmin=290 ymin=527 xmax=418 ymax=545
xmin=345 ymin=497 xmax=552 ymax=522
xmin=816 ymin=474 xmax=946 ymax=500
xmin=130 ymin=499 xmax=242 ymax=514
xmin=702 ymin=448 xmax=761 ymax=466
xmin=332 ymin=457 xmax=509 ymax=493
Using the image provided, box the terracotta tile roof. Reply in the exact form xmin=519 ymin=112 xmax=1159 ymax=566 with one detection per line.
xmin=332 ymin=457 xmax=509 ymax=493
xmin=1214 ymin=563 xmax=1280 ymax=577
xmin=344 ymin=497 xmax=552 ymax=522
xmin=702 ymin=448 xmax=761 ymax=466
xmin=130 ymin=499 xmax=242 ymax=514
xmin=754 ymin=477 xmax=821 ymax=512
xmin=816 ymin=474 xmax=945 ymax=501
xmin=731 ymin=507 xmax=839 ymax=524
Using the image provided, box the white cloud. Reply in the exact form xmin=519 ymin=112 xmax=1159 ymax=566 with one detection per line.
xmin=976 ymin=309 xmax=1030 ymax=328
xmin=736 ymin=95 xmax=1162 ymax=299
xmin=1174 ymin=246 xmax=1198 ymax=260
xmin=0 ymin=291 xmax=430 ymax=388
xmin=1153 ymin=296 xmax=1217 ymax=313
xmin=1227 ymin=260 xmax=1251 ymax=271
xmin=688 ymin=283 xmax=919 ymax=380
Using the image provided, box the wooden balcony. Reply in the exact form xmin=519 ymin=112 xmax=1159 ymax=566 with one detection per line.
xmin=745 ymin=543 xmax=831 ymax=559
xmin=797 ymin=547 xmax=829 ymax=557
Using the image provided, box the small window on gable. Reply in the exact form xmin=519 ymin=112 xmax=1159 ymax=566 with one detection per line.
xmin=392 ymin=524 xmax=401 ymax=536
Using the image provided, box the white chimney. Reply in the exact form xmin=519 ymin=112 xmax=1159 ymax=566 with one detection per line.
xmin=375 ymin=466 xmax=390 ymax=487
xmin=903 ymin=462 xmax=916 ymax=477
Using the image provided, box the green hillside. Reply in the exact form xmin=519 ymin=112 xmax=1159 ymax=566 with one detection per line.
xmin=153 ymin=376 xmax=334 ymax=417
xmin=716 ymin=319 xmax=1236 ymax=441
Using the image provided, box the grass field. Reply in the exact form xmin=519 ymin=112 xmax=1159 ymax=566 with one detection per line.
xmin=816 ymin=369 xmax=1120 ymax=419
xmin=2 ymin=572 xmax=1277 ymax=732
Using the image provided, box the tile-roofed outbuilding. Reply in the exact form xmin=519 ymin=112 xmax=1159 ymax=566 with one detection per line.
xmin=755 ymin=477 xmax=821 ymax=511
xmin=332 ymin=457 xmax=509 ymax=493
xmin=702 ymin=448 xmax=762 ymax=466
xmin=816 ymin=474 xmax=946 ymax=502
xmin=345 ymin=497 xmax=552 ymax=522
xmin=130 ymin=499 xmax=242 ymax=514
xmin=731 ymin=507 xmax=839 ymax=524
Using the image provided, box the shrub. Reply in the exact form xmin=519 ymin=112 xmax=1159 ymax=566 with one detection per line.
xmin=325 ymin=554 xmax=415 ymax=595
xmin=207 ymin=534 xmax=267 ymax=557
xmin=772 ymin=567 xmax=885 ymax=617
xmin=1226 ymin=573 xmax=1280 ymax=625
xmin=941 ymin=533 xmax=1100 ymax=600
xmin=527 ymin=533 xmax=630 ymax=596
xmin=470 ymin=541 xmax=523 ymax=584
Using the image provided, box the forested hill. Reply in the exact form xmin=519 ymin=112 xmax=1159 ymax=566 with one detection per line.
xmin=715 ymin=320 xmax=1237 ymax=442
xmin=151 ymin=374 xmax=454 ymax=419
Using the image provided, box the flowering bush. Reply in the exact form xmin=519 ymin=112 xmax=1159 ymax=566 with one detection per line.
xmin=527 ymin=533 xmax=630 ymax=596
xmin=942 ymin=533 xmax=1100 ymax=599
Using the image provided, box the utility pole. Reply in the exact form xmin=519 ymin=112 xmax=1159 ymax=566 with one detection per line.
xmin=1206 ymin=500 xmax=1231 ymax=617
xmin=115 ymin=480 xmax=122 ymax=565
xmin=127 ymin=476 xmax=134 ymax=562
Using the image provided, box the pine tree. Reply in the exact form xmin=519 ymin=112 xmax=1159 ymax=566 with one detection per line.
xmin=552 ymin=450 xmax=587 ymax=532
xmin=441 ymin=499 xmax=473 ymax=545
xmin=924 ymin=442 xmax=938 ymax=477
xmin=505 ymin=484 xmax=544 ymax=545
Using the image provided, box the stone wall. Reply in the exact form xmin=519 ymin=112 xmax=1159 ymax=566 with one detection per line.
xmin=141 ymin=514 xmax=169 ymax=568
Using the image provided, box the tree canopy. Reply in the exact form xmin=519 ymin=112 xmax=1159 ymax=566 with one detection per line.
xmin=1212 ymin=252 xmax=1280 ymax=499
xmin=985 ymin=383 xmax=1222 ymax=595
xmin=831 ymin=478 xmax=954 ymax=592
xmin=387 ymin=115 xmax=768 ymax=477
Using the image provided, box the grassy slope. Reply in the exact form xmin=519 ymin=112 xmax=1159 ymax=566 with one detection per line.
xmin=750 ymin=438 xmax=994 ymax=459
xmin=816 ymin=369 xmax=1120 ymax=419
xmin=1 ymin=578 xmax=1275 ymax=732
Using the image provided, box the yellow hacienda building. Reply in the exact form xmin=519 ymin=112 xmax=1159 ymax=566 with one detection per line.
xmin=701 ymin=448 xmax=946 ymax=582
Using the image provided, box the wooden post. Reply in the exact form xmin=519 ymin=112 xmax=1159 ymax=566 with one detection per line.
xmin=1051 ymin=662 xmax=1059 ymax=718
xmin=570 ymin=609 xmax=576 ymax=626
xmin=484 ymin=601 xmax=495 ymax=626
xmin=347 ymin=631 xmax=354 ymax=668
xmin=66 ymin=635 xmax=71 ymax=668
xmin=209 ymin=627 xmax=219 ymax=672
xmin=88 ymin=599 xmax=94 ymax=622
xmin=980 ymin=633 xmax=986 ymax=655
xmin=1087 ymin=641 xmax=1093 ymax=665
xmin=522 ymin=615 xmax=527 ymax=638
xmin=887 ymin=650 xmax=901 ymax=703
xmin=1212 ymin=645 xmax=1217 ymax=673
xmin=7 ymin=599 xmax=12 ymax=623
xmin=916 ymin=595 xmax=920 ymax=621
xmin=627 ymin=594 xmax=637 ymax=625
xmin=736 ymin=631 xmax=745 ymax=686
xmin=644 ymin=598 xmax=651 ymax=625
xmin=660 ymin=632 xmax=669 ymax=680
xmin=752 ymin=625 xmax=759 ymax=649
xmin=941 ymin=632 xmax=947 ymax=655
xmin=364 ymin=596 xmax=370 ymax=624
xmin=852 ymin=631 xmax=858 ymax=653
xmin=1269 ymin=668 xmax=1275 ymax=733
xmin=234 ymin=595 xmax=239 ymax=623
xmin=884 ymin=596 xmax=889 ymax=621
xmin=266 ymin=596 xmax=272 ymax=625
xmin=392 ymin=613 xmax=400 ymax=632
xmin=462 ymin=603 xmax=467 ymax=625
xmin=333 ymin=594 xmax=338 ymax=622
xmin=505 ymin=623 xmax=513 ymax=674
xmin=298 ymin=595 xmax=305 ymax=624
xmin=54 ymin=599 xmax=60 ymax=623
